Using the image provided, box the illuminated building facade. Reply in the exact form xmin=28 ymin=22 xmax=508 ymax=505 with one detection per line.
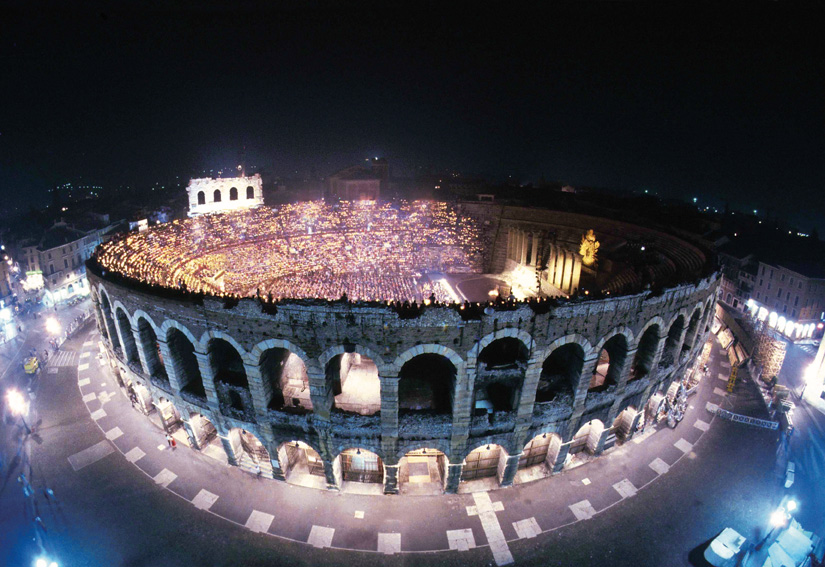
xmin=186 ymin=174 xmax=264 ymax=217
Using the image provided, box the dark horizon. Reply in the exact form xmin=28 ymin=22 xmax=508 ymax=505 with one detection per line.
xmin=0 ymin=4 xmax=822 ymax=228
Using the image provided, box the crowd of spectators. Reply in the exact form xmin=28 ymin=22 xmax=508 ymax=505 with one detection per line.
xmin=94 ymin=200 xmax=491 ymax=302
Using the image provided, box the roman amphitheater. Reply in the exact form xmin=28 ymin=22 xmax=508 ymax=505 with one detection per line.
xmin=86 ymin=194 xmax=719 ymax=495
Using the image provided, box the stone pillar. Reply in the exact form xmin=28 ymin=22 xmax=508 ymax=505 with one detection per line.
xmin=380 ymin=371 xmax=399 ymax=460
xmin=243 ymin=362 xmax=268 ymax=418
xmin=383 ymin=464 xmax=399 ymax=494
xmin=571 ymin=255 xmax=582 ymax=291
xmin=219 ymin=433 xmax=239 ymax=466
xmin=594 ymin=427 xmax=611 ymax=455
xmin=617 ymin=346 xmax=638 ymax=388
xmin=131 ymin=325 xmax=153 ymax=377
xmin=573 ymin=353 xmax=601 ymax=412
xmin=627 ymin=410 xmax=643 ymax=440
xmin=520 ymin=230 xmax=528 ymax=265
xmin=103 ymin=309 xmax=120 ymax=350
xmin=308 ymin=367 xmax=332 ymax=420
xmin=563 ymin=251 xmax=574 ymax=293
xmin=324 ymin=458 xmax=341 ymax=491
xmin=182 ymin=418 xmax=200 ymax=449
xmin=444 ymin=463 xmax=463 ymax=494
xmin=194 ymin=351 xmax=221 ymax=409
xmin=450 ymin=365 xmax=472 ymax=460
xmin=551 ymin=443 xmax=570 ymax=473
xmin=157 ymin=339 xmax=183 ymax=392
xmin=92 ymin=301 xmax=108 ymax=342
xmin=498 ymin=454 xmax=521 ymax=487
xmin=529 ymin=233 xmax=539 ymax=267
xmin=555 ymin=251 xmax=565 ymax=291
xmin=515 ymin=359 xmax=542 ymax=428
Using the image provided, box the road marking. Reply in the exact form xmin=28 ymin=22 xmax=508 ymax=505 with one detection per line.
xmin=83 ymin=341 xmax=93 ymax=347
xmin=78 ymin=378 xmax=90 ymax=387
xmin=125 ymin=447 xmax=145 ymax=463
xmin=78 ymin=363 xmax=89 ymax=371
xmin=718 ymin=372 xmax=728 ymax=381
xmin=90 ymin=408 xmax=107 ymax=420
xmin=245 ymin=510 xmax=275 ymax=534
xmin=513 ymin=517 xmax=541 ymax=539
xmin=377 ymin=532 xmax=401 ymax=554
xmin=470 ymin=492 xmax=513 ymax=565
xmin=569 ymin=500 xmax=597 ymax=521
xmin=307 ymin=525 xmax=335 ymax=548
xmin=192 ymin=489 xmax=219 ymax=510
xmin=581 ymin=478 xmax=591 ymax=485
xmin=694 ymin=419 xmax=710 ymax=431
xmin=153 ymin=468 xmax=177 ymax=487
xmin=674 ymin=438 xmax=693 ymax=453
xmin=105 ymin=427 xmax=123 ymax=440
xmin=82 ymin=393 xmax=97 ymax=403
xmin=68 ymin=440 xmax=114 ymax=471
xmin=446 ymin=528 xmax=476 ymax=551
xmin=354 ymin=510 xmax=364 ymax=519
xmin=713 ymin=387 xmax=727 ymax=397
xmin=613 ymin=478 xmax=637 ymax=498
xmin=649 ymin=458 xmax=670 ymax=475
xmin=79 ymin=352 xmax=91 ymax=359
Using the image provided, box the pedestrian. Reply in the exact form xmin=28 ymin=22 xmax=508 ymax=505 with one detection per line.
xmin=170 ymin=436 xmax=177 ymax=450
xmin=254 ymin=462 xmax=262 ymax=477
xmin=166 ymin=433 xmax=174 ymax=448
xmin=44 ymin=487 xmax=56 ymax=502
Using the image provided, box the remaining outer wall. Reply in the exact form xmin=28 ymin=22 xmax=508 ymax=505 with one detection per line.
xmin=186 ymin=174 xmax=264 ymax=217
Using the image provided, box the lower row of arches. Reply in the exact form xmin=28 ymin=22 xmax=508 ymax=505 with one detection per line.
xmin=127 ymin=376 xmax=672 ymax=494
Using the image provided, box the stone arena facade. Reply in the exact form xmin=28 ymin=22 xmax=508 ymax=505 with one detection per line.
xmin=87 ymin=203 xmax=720 ymax=495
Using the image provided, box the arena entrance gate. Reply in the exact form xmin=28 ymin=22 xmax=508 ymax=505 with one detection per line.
xmin=399 ymin=448 xmax=447 ymax=494
xmin=278 ymin=441 xmax=326 ymax=488
xmin=339 ymin=448 xmax=384 ymax=484
xmin=461 ymin=444 xmax=508 ymax=483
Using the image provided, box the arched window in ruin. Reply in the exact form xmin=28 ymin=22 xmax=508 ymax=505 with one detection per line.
xmin=135 ymin=317 xmax=165 ymax=379
xmin=398 ymin=448 xmax=447 ymax=494
xmin=100 ymin=292 xmax=121 ymax=351
xmin=167 ymin=328 xmax=204 ymax=398
xmin=115 ymin=307 xmax=139 ymax=365
xmin=246 ymin=186 xmax=255 ymax=199
xmin=329 ymin=351 xmax=381 ymax=415
xmin=589 ymin=334 xmax=628 ymax=392
xmin=208 ymin=338 xmax=250 ymax=414
xmin=660 ymin=315 xmax=685 ymax=368
xmin=229 ymin=187 xmax=238 ymax=201
xmin=536 ymin=343 xmax=584 ymax=404
xmin=229 ymin=428 xmax=272 ymax=478
xmin=569 ymin=419 xmax=605 ymax=456
xmin=213 ymin=189 xmax=222 ymax=203
xmin=259 ymin=347 xmax=312 ymax=412
xmin=474 ymin=338 xmax=529 ymax=413
xmin=197 ymin=191 xmax=205 ymax=205
xmin=519 ymin=432 xmax=562 ymax=472
xmin=278 ymin=441 xmax=325 ymax=486
xmin=631 ymin=324 xmax=660 ymax=381
xmin=682 ymin=308 xmax=702 ymax=353
xmin=338 ymin=448 xmax=384 ymax=484
xmin=398 ymin=354 xmax=456 ymax=414
xmin=461 ymin=444 xmax=508 ymax=482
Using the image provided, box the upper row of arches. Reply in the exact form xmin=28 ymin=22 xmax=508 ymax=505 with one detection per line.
xmin=196 ymin=185 xmax=256 ymax=205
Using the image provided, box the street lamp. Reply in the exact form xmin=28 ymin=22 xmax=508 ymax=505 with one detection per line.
xmin=6 ymin=388 xmax=31 ymax=434
xmin=45 ymin=316 xmax=61 ymax=335
xmin=755 ymin=502 xmax=795 ymax=550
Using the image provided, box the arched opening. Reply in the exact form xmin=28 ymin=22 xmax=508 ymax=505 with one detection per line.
xmin=329 ymin=351 xmax=381 ymax=415
xmin=100 ymin=292 xmax=120 ymax=351
xmin=461 ymin=444 xmax=508 ymax=483
xmin=645 ymin=393 xmax=667 ymax=425
xmin=190 ymin=413 xmax=219 ymax=452
xmin=612 ymin=406 xmax=638 ymax=442
xmin=167 ymin=328 xmax=205 ymax=399
xmin=589 ymin=334 xmax=628 ymax=392
xmin=631 ymin=324 xmax=660 ymax=381
xmin=569 ymin=419 xmax=605 ymax=457
xmin=115 ymin=307 xmax=139 ymax=365
xmin=67 ymin=284 xmax=74 ymax=295
xmin=154 ymin=396 xmax=185 ymax=440
xmin=398 ymin=448 xmax=447 ymax=495
xmin=474 ymin=338 xmax=529 ymax=415
xmin=208 ymin=339 xmax=250 ymax=416
xmin=136 ymin=317 xmax=166 ymax=380
xmin=229 ymin=187 xmax=238 ymax=201
xmin=660 ymin=315 xmax=685 ymax=368
xmin=398 ymin=354 xmax=456 ymax=414
xmin=213 ymin=189 xmax=222 ymax=203
xmin=536 ymin=343 xmax=583 ymax=404
xmin=127 ymin=381 xmax=153 ymax=415
xmin=683 ymin=308 xmax=702 ymax=352
xmin=517 ymin=433 xmax=562 ymax=480
xmin=229 ymin=428 xmax=272 ymax=478
xmin=338 ymin=448 xmax=384 ymax=484
xmin=197 ymin=191 xmax=206 ymax=205
xmin=277 ymin=440 xmax=326 ymax=489
xmin=260 ymin=348 xmax=312 ymax=413
xmin=246 ymin=186 xmax=255 ymax=199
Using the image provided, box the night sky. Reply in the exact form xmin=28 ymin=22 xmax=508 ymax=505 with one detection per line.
xmin=0 ymin=3 xmax=822 ymax=227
